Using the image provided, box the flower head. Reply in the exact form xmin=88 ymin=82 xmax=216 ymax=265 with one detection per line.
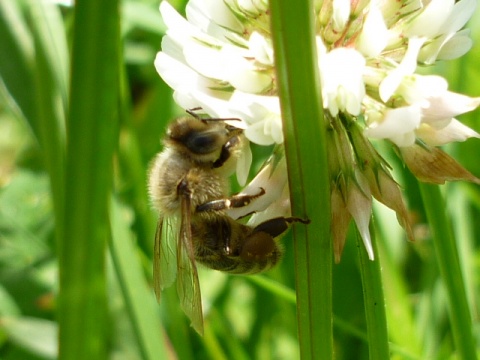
xmin=155 ymin=0 xmax=480 ymax=261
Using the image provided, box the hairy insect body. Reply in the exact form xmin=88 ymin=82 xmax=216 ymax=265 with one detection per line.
xmin=149 ymin=147 xmax=228 ymax=216
xmin=192 ymin=217 xmax=282 ymax=274
xmin=149 ymin=124 xmax=281 ymax=273
xmin=149 ymin=114 xmax=306 ymax=334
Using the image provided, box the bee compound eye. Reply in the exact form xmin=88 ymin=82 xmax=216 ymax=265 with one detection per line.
xmin=186 ymin=132 xmax=221 ymax=154
xmin=240 ymin=232 xmax=276 ymax=261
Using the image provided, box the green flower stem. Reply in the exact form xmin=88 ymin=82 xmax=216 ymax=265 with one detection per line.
xmin=60 ymin=0 xmax=120 ymax=358
xmin=270 ymin=1 xmax=333 ymax=359
xmin=419 ymin=183 xmax=477 ymax=360
xmin=357 ymin=222 xmax=390 ymax=360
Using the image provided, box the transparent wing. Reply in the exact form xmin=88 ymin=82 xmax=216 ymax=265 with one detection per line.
xmin=177 ymin=194 xmax=204 ymax=335
xmin=153 ymin=215 xmax=179 ymax=302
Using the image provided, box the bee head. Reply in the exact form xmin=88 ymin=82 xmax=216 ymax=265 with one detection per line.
xmin=166 ymin=116 xmax=243 ymax=165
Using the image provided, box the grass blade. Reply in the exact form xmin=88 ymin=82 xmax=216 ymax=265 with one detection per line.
xmin=419 ymin=183 xmax=477 ymax=360
xmin=0 ymin=0 xmax=36 ymax=131
xmin=357 ymin=223 xmax=390 ymax=359
xmin=109 ymin=197 xmax=168 ymax=359
xmin=60 ymin=0 xmax=120 ymax=357
xmin=270 ymin=0 xmax=333 ymax=358
xmin=30 ymin=0 xmax=67 ymax=242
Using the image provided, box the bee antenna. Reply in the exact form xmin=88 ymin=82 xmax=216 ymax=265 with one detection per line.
xmin=186 ymin=107 xmax=203 ymax=120
xmin=186 ymin=108 xmax=242 ymax=123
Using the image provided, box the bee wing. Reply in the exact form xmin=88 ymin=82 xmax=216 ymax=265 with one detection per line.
xmin=177 ymin=193 xmax=204 ymax=335
xmin=153 ymin=215 xmax=179 ymax=302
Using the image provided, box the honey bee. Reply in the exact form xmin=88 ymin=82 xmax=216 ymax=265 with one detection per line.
xmin=148 ymin=110 xmax=307 ymax=334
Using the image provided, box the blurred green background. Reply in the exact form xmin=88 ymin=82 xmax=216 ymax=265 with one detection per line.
xmin=0 ymin=0 xmax=479 ymax=359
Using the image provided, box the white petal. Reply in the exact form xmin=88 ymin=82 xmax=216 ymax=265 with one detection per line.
xmin=227 ymin=155 xmax=289 ymax=219
xmin=332 ymin=0 xmax=351 ymax=31
xmin=171 ymin=92 xmax=197 ymax=110
xmin=245 ymin=121 xmax=276 ymax=145
xmin=316 ymin=36 xmax=327 ymax=56
xmin=228 ymin=91 xmax=281 ymax=126
xmin=356 ymin=5 xmax=388 ymax=57
xmin=379 ymin=37 xmax=425 ymax=102
xmin=236 ymin=140 xmax=252 ymax=186
xmin=161 ymin=1 xmax=224 ymax=50
xmin=397 ymin=75 xmax=448 ymax=106
xmin=384 ymin=25 xmax=404 ymax=51
xmin=211 ymin=46 xmax=274 ymax=93
xmin=388 ymin=131 xmax=417 ymax=147
xmin=161 ymin=34 xmax=186 ymax=63
xmin=437 ymin=30 xmax=473 ymax=61
xmin=443 ymin=0 xmax=477 ymax=34
xmin=154 ymin=52 xmax=199 ymax=91
xmin=422 ymin=92 xmax=480 ymax=124
xmin=160 ymin=1 xmax=197 ymax=36
xmin=416 ymin=119 xmax=480 ymax=146
xmin=265 ymin=113 xmax=284 ymax=144
xmin=364 ymin=105 xmax=422 ymax=143
xmin=347 ymin=171 xmax=374 ymax=260
xmin=183 ymin=42 xmax=229 ymax=80
xmin=226 ymin=93 xmax=284 ymax=144
xmin=249 ymin=32 xmax=274 ymax=66
xmin=247 ymin=184 xmax=292 ymax=227
xmin=182 ymin=41 xmax=273 ymax=93
xmin=188 ymin=90 xmax=240 ymax=120
xmin=418 ymin=34 xmax=452 ymax=64
xmin=411 ymin=0 xmax=475 ymax=63
xmin=236 ymin=0 xmax=268 ymax=14
xmin=156 ymin=50 xmax=241 ymax=112
xmin=227 ymin=65 xmax=273 ymax=93
xmin=319 ymin=48 xmax=366 ymax=116
xmin=186 ymin=0 xmax=243 ymax=33
xmin=405 ymin=0 xmax=455 ymax=38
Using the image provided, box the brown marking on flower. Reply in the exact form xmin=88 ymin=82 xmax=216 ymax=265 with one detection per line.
xmin=399 ymin=144 xmax=480 ymax=185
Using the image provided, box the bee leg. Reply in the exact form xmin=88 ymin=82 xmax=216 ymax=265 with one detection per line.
xmin=239 ymin=217 xmax=309 ymax=261
xmin=252 ymin=217 xmax=310 ymax=237
xmin=177 ymin=177 xmax=191 ymax=198
xmin=212 ymin=133 xmax=242 ymax=168
xmin=196 ymin=188 xmax=265 ymax=213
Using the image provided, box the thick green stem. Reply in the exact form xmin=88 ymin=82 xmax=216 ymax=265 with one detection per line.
xmin=270 ymin=1 xmax=333 ymax=358
xmin=59 ymin=0 xmax=120 ymax=358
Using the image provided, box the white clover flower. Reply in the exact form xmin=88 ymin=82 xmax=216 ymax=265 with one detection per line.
xmin=155 ymin=0 xmax=480 ymax=261
xmin=318 ymin=40 xmax=366 ymax=116
xmin=157 ymin=0 xmax=479 ymax=148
